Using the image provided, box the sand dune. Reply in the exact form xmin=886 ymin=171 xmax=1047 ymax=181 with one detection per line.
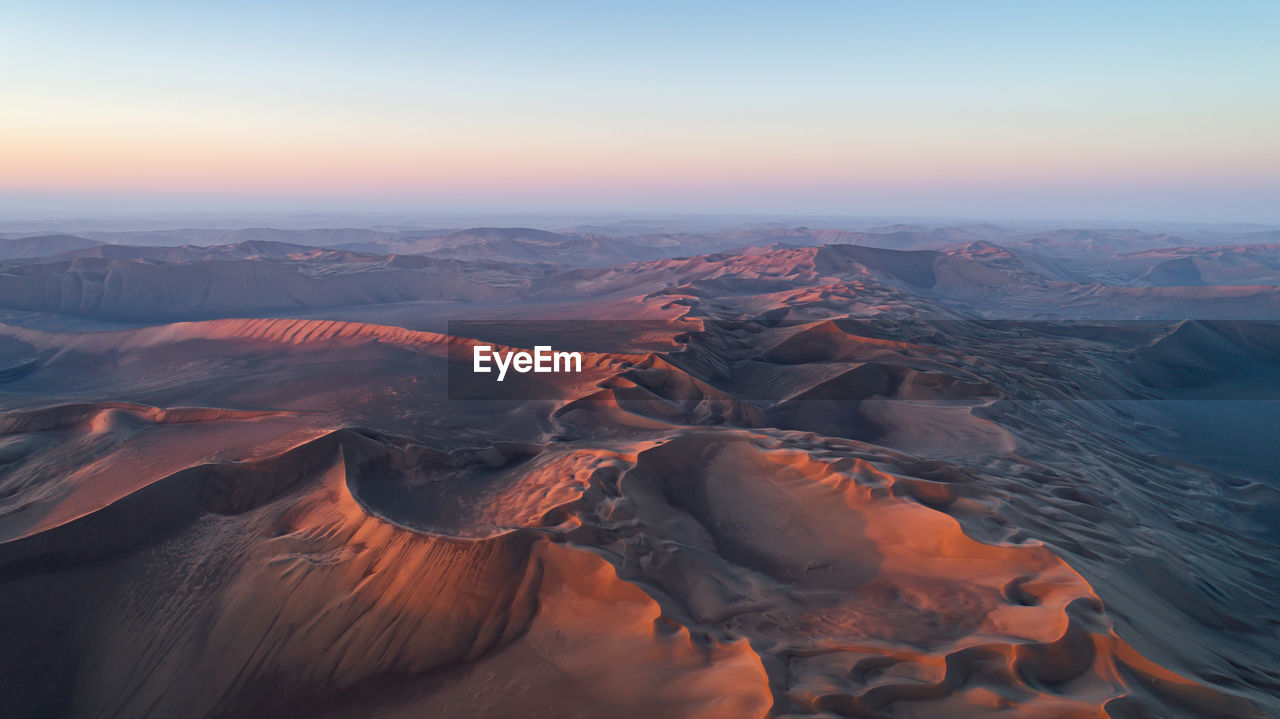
xmin=1 ymin=424 xmax=773 ymax=718
xmin=0 ymin=228 xmax=1278 ymax=717
xmin=2 ymin=401 xmax=1261 ymax=716
xmin=0 ymin=258 xmax=530 ymax=319
xmin=3 ymin=235 xmax=1280 ymax=324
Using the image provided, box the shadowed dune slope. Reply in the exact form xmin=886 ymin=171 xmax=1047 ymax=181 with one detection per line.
xmin=0 ymin=233 xmax=1279 ymax=717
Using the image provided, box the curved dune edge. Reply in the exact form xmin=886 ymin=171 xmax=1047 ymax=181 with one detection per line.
xmin=0 ymin=317 xmax=459 ymax=351
xmin=605 ymin=432 xmax=1267 ymax=717
xmin=414 ymin=424 xmax=1261 ymax=716
xmin=0 ymin=401 xmax=296 ymax=435
xmin=0 ymin=318 xmax=647 ymax=411
xmin=0 ymin=307 xmax=1269 ymax=717
xmin=0 ymin=316 xmax=646 ymax=367
xmin=0 ymin=402 xmax=321 ymax=544
xmin=346 ymin=426 xmax=1276 ymax=718
xmin=0 ymin=426 xmax=773 ymax=718
xmin=0 ymin=413 xmax=1264 ymax=716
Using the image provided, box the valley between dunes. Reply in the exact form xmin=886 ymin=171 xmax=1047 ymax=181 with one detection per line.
xmin=0 ymin=229 xmax=1278 ymax=717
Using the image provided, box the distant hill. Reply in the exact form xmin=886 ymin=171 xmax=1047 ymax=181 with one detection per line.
xmin=0 ymin=234 xmax=102 ymax=260
xmin=338 ymin=227 xmax=672 ymax=267
xmin=76 ymin=227 xmax=443 ymax=248
xmin=40 ymin=240 xmax=358 ymax=264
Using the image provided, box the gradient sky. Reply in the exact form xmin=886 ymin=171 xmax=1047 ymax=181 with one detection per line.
xmin=2 ymin=1 xmax=1278 ymax=221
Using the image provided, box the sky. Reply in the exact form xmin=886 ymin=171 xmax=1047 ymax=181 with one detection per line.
xmin=1 ymin=1 xmax=1278 ymax=222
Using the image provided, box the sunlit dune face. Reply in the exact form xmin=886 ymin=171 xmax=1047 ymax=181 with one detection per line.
xmin=1 ymin=226 xmax=1278 ymax=719
xmin=230 ymin=454 xmax=774 ymax=718
xmin=606 ymin=434 xmax=1253 ymax=716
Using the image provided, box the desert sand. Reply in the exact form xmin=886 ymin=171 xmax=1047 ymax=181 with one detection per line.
xmin=0 ymin=225 xmax=1278 ymax=717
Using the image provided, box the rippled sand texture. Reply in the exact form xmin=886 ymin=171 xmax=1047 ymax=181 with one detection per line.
xmin=1 ymin=233 xmax=1279 ymax=717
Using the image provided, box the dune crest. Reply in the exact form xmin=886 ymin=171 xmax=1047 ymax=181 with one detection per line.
xmin=1 ymin=227 xmax=1278 ymax=717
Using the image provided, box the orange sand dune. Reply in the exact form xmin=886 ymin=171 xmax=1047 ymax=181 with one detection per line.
xmin=1 ymin=406 xmax=1258 ymax=716
xmin=0 ymin=427 xmax=772 ymax=718
xmin=1 ymin=236 xmax=1278 ymax=718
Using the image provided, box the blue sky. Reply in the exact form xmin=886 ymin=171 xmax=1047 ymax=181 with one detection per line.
xmin=2 ymin=1 xmax=1278 ymax=220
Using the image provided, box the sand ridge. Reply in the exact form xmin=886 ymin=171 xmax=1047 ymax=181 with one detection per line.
xmin=1 ymin=233 xmax=1279 ymax=716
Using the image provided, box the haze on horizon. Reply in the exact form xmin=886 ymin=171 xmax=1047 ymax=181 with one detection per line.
xmin=2 ymin=1 xmax=1278 ymax=222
